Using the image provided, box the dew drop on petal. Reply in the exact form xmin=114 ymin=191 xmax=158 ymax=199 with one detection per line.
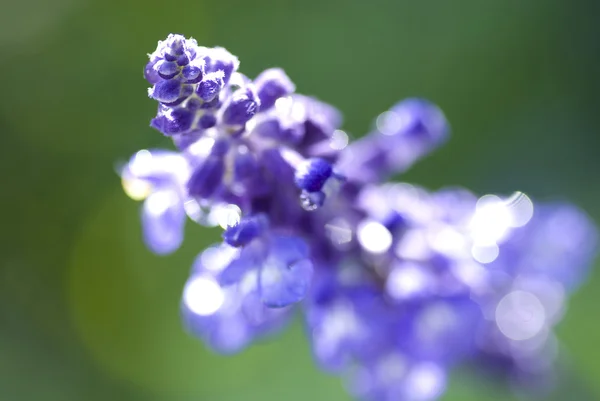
xmin=215 ymin=204 xmax=242 ymax=229
xmin=504 ymin=191 xmax=534 ymax=228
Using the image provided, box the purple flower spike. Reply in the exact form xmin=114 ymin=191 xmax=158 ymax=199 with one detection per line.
xmin=146 ymin=35 xmax=199 ymax=77
xmin=123 ymin=34 xmax=599 ymax=401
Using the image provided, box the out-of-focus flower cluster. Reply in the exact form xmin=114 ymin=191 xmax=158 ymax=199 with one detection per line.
xmin=120 ymin=34 xmax=598 ymax=401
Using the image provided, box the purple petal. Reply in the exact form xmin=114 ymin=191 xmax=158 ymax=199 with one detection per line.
xmin=259 ymin=235 xmax=313 ymax=307
xmin=295 ymin=158 xmax=333 ymax=192
xmin=150 ymin=80 xmax=181 ymax=103
xmin=259 ymin=258 xmax=313 ymax=308
xmin=203 ymin=47 xmax=239 ymax=84
xmin=157 ymin=61 xmax=179 ymax=79
xmin=141 ymin=188 xmax=185 ymax=254
xmin=197 ymin=72 xmax=224 ymax=102
xmin=222 ymin=215 xmax=267 ymax=247
xmin=222 ymin=87 xmax=260 ymax=126
xmin=187 ymin=156 xmax=224 ymax=198
xmin=254 ymin=68 xmax=295 ymax=111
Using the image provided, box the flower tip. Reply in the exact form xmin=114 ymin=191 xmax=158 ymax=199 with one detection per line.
xmin=222 ymin=215 xmax=267 ymax=247
xmin=222 ymin=86 xmax=260 ymax=126
xmin=294 ymin=158 xmax=333 ymax=193
xmin=387 ymin=98 xmax=450 ymax=143
xmin=254 ymin=68 xmax=296 ymax=111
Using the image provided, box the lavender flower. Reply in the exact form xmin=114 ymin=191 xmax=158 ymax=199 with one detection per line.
xmin=120 ymin=34 xmax=598 ymax=401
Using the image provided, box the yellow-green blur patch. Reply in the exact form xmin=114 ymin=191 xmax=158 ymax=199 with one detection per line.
xmin=67 ymin=191 xmax=349 ymax=400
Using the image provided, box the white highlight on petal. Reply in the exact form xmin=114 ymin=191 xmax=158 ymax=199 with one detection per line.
xmin=279 ymin=147 xmax=305 ymax=169
xmin=200 ymin=244 xmax=240 ymax=273
xmin=215 ymin=204 xmax=242 ymax=229
xmin=244 ymin=116 xmax=257 ymax=133
xmin=471 ymin=243 xmax=500 ymax=264
xmin=376 ymin=110 xmax=410 ymax=136
xmin=144 ymin=189 xmax=178 ymax=217
xmin=260 ymin=259 xmax=283 ymax=287
xmin=495 ymin=290 xmax=546 ymax=341
xmin=429 ymin=225 xmax=468 ymax=258
xmin=122 ymin=177 xmax=152 ymax=201
xmin=183 ymin=275 xmax=225 ymax=316
xmin=183 ymin=198 xmax=203 ymax=222
xmin=395 ymin=229 xmax=430 ymax=260
xmin=469 ymin=195 xmax=512 ymax=246
xmin=469 ymin=192 xmax=534 ymax=249
xmin=122 ymin=150 xmax=190 ymax=193
xmin=316 ymin=302 xmax=363 ymax=353
xmin=188 ymin=202 xmax=240 ymax=227
xmin=330 ymin=129 xmax=349 ymax=150
xmin=274 ymin=96 xmax=293 ymax=114
xmin=187 ymin=137 xmax=216 ymax=159
xmin=129 ymin=149 xmax=153 ymax=176
xmin=357 ymin=220 xmax=392 ymax=254
xmin=386 ymin=263 xmax=430 ymax=300
xmin=239 ymin=270 xmax=259 ymax=295
xmin=452 ymin=260 xmax=487 ymax=289
xmin=405 ymin=363 xmax=446 ymax=401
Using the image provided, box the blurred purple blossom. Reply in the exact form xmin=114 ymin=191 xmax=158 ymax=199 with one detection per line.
xmin=120 ymin=34 xmax=598 ymax=401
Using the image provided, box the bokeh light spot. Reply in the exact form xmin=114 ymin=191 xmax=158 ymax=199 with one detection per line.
xmin=183 ymin=275 xmax=225 ymax=316
xmin=495 ymin=290 xmax=546 ymax=341
xmin=357 ymin=220 xmax=392 ymax=254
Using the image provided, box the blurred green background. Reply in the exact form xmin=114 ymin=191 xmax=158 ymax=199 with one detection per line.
xmin=2 ymin=0 xmax=600 ymax=400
